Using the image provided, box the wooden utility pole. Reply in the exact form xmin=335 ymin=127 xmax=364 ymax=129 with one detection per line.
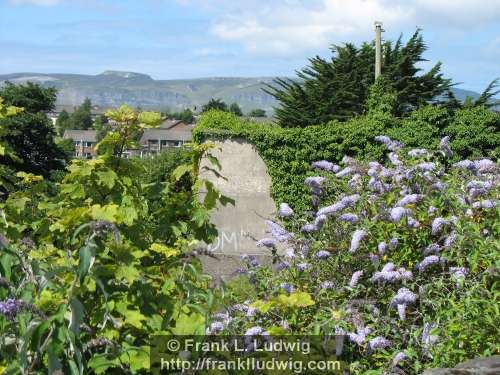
xmin=374 ymin=21 xmax=383 ymax=79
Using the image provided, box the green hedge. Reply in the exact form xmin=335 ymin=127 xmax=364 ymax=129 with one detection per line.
xmin=193 ymin=107 xmax=499 ymax=213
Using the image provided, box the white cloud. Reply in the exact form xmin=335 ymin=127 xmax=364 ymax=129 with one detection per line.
xmin=9 ymin=0 xmax=63 ymax=5
xmin=209 ymin=0 xmax=500 ymax=55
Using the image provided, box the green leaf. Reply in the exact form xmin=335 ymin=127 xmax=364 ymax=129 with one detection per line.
xmin=78 ymin=245 xmax=94 ymax=283
xmin=90 ymin=204 xmax=119 ymax=222
xmin=96 ymin=170 xmax=117 ymax=189
xmin=171 ymin=312 xmax=205 ymax=335
xmin=69 ymin=297 xmax=85 ymax=336
xmin=172 ymin=164 xmax=192 ymax=181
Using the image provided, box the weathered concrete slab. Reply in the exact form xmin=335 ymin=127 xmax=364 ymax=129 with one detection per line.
xmin=198 ymin=138 xmax=276 ymax=279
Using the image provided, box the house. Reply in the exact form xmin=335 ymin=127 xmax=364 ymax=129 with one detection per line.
xmin=158 ymin=119 xmax=193 ymax=131
xmin=63 ymin=130 xmax=98 ymax=159
xmin=138 ymin=128 xmax=192 ymax=156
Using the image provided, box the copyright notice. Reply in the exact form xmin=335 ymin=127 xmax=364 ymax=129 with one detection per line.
xmin=150 ymin=335 xmax=348 ymax=374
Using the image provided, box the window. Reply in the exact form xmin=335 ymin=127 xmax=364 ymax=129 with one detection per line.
xmin=84 ymin=142 xmax=94 ymax=148
xmin=85 ymin=153 xmax=92 ymax=159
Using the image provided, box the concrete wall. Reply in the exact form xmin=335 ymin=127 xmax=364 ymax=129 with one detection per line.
xmin=198 ymin=138 xmax=276 ymax=279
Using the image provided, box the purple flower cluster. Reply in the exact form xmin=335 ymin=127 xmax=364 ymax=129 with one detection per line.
xmin=315 ymin=250 xmax=331 ymax=260
xmin=375 ymin=135 xmax=403 ymax=151
xmin=278 ymin=203 xmax=294 ymax=217
xmin=416 ymin=255 xmax=441 ymax=272
xmin=265 ymin=220 xmax=293 ymax=242
xmin=256 ymin=238 xmax=276 ymax=248
xmin=311 ymin=160 xmax=340 ymax=173
xmin=368 ymin=336 xmax=391 ymax=351
xmin=339 ymin=213 xmax=359 ymax=223
xmin=349 ymin=229 xmax=368 ymax=253
xmin=349 ymin=271 xmax=363 ymax=288
xmin=0 ymin=299 xmax=25 ymax=319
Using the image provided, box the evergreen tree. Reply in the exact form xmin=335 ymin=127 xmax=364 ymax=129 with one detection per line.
xmin=265 ymin=30 xmax=452 ymax=127
xmin=229 ymin=103 xmax=243 ymax=116
xmin=56 ymin=109 xmax=70 ymax=136
xmin=69 ymin=98 xmax=93 ymax=129
xmin=202 ymin=98 xmax=228 ymax=113
xmin=93 ymin=114 xmax=111 ymax=141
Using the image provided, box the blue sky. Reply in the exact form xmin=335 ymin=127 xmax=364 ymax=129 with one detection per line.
xmin=1 ymin=0 xmax=499 ymax=92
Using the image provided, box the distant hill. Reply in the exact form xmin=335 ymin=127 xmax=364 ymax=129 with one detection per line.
xmin=0 ymin=71 xmax=279 ymax=113
xmin=0 ymin=71 xmax=497 ymax=113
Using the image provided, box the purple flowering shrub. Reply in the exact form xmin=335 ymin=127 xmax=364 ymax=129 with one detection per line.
xmin=217 ymin=137 xmax=499 ymax=373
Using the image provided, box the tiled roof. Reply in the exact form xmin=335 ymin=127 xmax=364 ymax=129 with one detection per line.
xmin=140 ymin=129 xmax=192 ymax=144
xmin=63 ymin=130 xmax=97 ymax=142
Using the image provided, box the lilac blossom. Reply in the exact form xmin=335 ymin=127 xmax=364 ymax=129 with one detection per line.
xmin=246 ymin=306 xmax=257 ymax=317
xmin=312 ymin=160 xmax=340 ymax=173
xmin=472 ymin=200 xmax=497 ymax=209
xmin=388 ymin=152 xmax=402 ymax=166
xmin=0 ymin=299 xmax=25 ymax=319
xmin=284 ymin=248 xmax=295 ymax=259
xmin=336 ymin=167 xmax=354 ymax=178
xmin=407 ymin=217 xmax=420 ymax=228
xmin=349 ymin=229 xmax=368 ymax=253
xmin=375 ymin=135 xmax=403 ymax=151
xmin=206 ymin=321 xmax=225 ymax=334
xmin=242 ymin=255 xmax=260 ymax=268
xmin=453 ymin=159 xmax=475 ymax=170
xmin=408 ymin=148 xmax=428 ymax=158
xmin=340 ymin=194 xmax=361 ymax=207
xmin=428 ymin=206 xmax=437 ymax=215
xmin=348 ymin=326 xmax=372 ymax=346
xmin=317 ymin=202 xmax=346 ymax=216
xmin=393 ymin=351 xmax=408 ymax=366
xmin=305 ymin=176 xmax=325 ymax=195
xmin=348 ymin=174 xmax=363 ymax=190
xmin=256 ymin=238 xmax=276 ymax=248
xmin=439 ymin=136 xmax=453 ymax=158
xmin=417 ymin=255 xmax=441 ymax=272
xmin=280 ymin=283 xmax=295 ymax=293
xmin=301 ymin=223 xmax=318 ymax=233
xmin=431 ymin=217 xmax=447 ymax=235
xmin=314 ymin=214 xmax=327 ymax=229
xmin=315 ymin=250 xmax=331 ymax=260
xmin=378 ymin=242 xmax=387 ymax=255
xmin=265 ymin=220 xmax=293 ymax=242
xmin=396 ymin=194 xmax=423 ymax=207
xmin=422 ymin=322 xmax=438 ymax=350
xmin=275 ymin=261 xmax=291 ymax=271
xmin=424 ymin=243 xmax=441 ymax=256
xmin=391 ymin=288 xmax=417 ymax=306
xmin=390 ymin=207 xmax=411 ymax=222
xmin=389 ymin=238 xmax=399 ymax=249
xmin=296 ymin=263 xmax=311 ymax=272
xmin=397 ymin=268 xmax=413 ymax=281
xmin=397 ymin=304 xmax=407 ymax=321
xmin=368 ymin=336 xmax=391 ymax=351
xmin=278 ymin=203 xmax=294 ymax=217
xmin=245 ymin=326 xmax=264 ymax=336
xmin=416 ymin=162 xmax=437 ymax=172
xmin=349 ymin=271 xmax=363 ymax=288
xmin=443 ymin=232 xmax=457 ymax=248
xmin=450 ymin=267 xmax=468 ymax=280
xmin=339 ymin=213 xmax=359 ymax=223
xmin=474 ymin=159 xmax=496 ymax=173
xmin=369 ymin=254 xmax=380 ymax=263
xmin=431 ymin=181 xmax=447 ymax=191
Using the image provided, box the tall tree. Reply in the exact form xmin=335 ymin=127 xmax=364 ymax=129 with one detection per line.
xmin=265 ymin=30 xmax=452 ymax=127
xmin=56 ymin=109 xmax=70 ymax=136
xmin=202 ymin=98 xmax=228 ymax=113
xmin=69 ymin=98 xmax=93 ymax=130
xmin=229 ymin=102 xmax=243 ymax=116
xmin=0 ymin=82 xmax=68 ymax=176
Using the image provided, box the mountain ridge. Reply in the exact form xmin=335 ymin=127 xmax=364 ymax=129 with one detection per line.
xmin=0 ymin=71 xmax=495 ymax=113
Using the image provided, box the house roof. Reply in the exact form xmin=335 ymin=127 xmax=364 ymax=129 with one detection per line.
xmin=140 ymin=129 xmax=192 ymax=144
xmin=63 ymin=130 xmax=97 ymax=142
xmin=159 ymin=119 xmax=184 ymax=129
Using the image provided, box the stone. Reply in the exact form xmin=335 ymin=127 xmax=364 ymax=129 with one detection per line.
xmin=422 ymin=356 xmax=500 ymax=375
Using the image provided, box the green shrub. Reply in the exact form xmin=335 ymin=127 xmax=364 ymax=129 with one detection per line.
xmin=213 ymin=138 xmax=499 ymax=374
xmin=195 ymin=108 xmax=499 ymax=214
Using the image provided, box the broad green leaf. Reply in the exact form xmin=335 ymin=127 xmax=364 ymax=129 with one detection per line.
xmin=69 ymin=297 xmax=85 ymax=336
xmin=96 ymin=170 xmax=117 ymax=189
xmin=172 ymin=164 xmax=192 ymax=181
xmin=171 ymin=312 xmax=205 ymax=335
xmin=90 ymin=204 xmax=119 ymax=222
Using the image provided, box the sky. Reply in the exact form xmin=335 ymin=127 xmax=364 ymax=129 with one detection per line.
xmin=0 ymin=0 xmax=499 ymax=92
